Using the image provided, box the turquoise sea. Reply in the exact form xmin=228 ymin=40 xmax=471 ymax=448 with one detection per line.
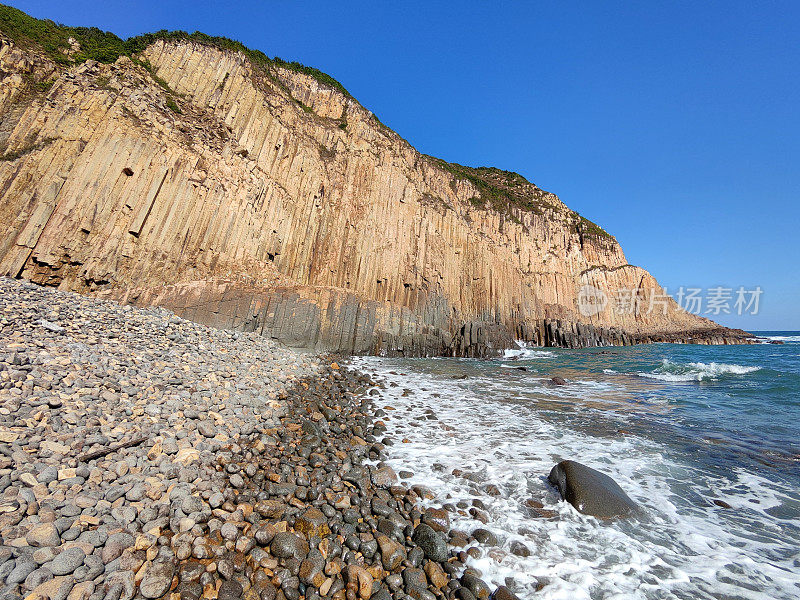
xmin=353 ymin=332 xmax=800 ymax=599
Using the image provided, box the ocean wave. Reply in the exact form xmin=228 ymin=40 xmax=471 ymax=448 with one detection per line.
xmin=638 ymin=359 xmax=761 ymax=382
xmin=351 ymin=356 xmax=800 ymax=600
xmin=760 ymin=335 xmax=800 ymax=343
xmin=503 ymin=341 xmax=556 ymax=360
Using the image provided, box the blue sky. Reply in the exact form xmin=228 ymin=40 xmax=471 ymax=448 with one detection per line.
xmin=11 ymin=1 xmax=799 ymax=330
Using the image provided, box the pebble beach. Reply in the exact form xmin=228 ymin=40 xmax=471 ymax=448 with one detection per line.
xmin=0 ymin=278 xmax=510 ymax=600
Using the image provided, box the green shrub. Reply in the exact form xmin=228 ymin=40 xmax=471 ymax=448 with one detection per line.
xmin=0 ymin=5 xmax=127 ymax=63
xmin=574 ymin=214 xmax=614 ymax=241
xmin=430 ymin=158 xmax=551 ymax=218
xmin=165 ymin=97 xmax=181 ymax=114
xmin=0 ymin=4 xmax=352 ymax=99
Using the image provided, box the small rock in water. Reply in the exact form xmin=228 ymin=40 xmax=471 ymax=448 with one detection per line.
xmin=492 ymin=585 xmax=522 ymax=600
xmin=472 ymin=528 xmax=498 ymax=546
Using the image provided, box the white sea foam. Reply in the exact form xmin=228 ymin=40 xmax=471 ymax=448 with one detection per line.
xmin=503 ymin=341 xmax=556 ymax=360
xmin=602 ymin=368 xmax=617 ymax=374
xmin=638 ymin=359 xmax=761 ymax=382
xmin=761 ymin=335 xmax=800 ymax=343
xmin=353 ymin=356 xmax=800 ymax=600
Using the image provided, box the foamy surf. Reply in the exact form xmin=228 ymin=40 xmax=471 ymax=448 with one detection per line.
xmin=503 ymin=341 xmax=556 ymax=360
xmin=761 ymin=335 xmax=800 ymax=343
xmin=352 ymin=354 xmax=800 ymax=600
xmin=638 ymin=359 xmax=761 ymax=382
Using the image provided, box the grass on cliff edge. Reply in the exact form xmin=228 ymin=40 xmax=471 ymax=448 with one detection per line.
xmin=426 ymin=158 xmax=615 ymax=241
xmin=0 ymin=3 xmax=352 ymax=98
xmin=0 ymin=3 xmax=614 ymax=241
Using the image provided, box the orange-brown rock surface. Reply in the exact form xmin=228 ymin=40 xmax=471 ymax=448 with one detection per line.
xmin=0 ymin=35 xmax=751 ymax=355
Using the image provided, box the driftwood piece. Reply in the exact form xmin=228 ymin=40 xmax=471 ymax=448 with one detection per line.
xmin=77 ymin=436 xmax=147 ymax=462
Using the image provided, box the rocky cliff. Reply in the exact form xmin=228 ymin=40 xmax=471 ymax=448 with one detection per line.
xmin=0 ymin=10 xmax=752 ymax=355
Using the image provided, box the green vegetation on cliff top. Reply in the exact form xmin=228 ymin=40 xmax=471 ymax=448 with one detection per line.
xmin=0 ymin=3 xmax=352 ymax=98
xmin=426 ymin=159 xmax=614 ymax=241
xmin=0 ymin=3 xmax=614 ymax=240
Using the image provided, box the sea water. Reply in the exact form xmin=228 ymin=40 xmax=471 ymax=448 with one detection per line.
xmin=352 ymin=332 xmax=800 ymax=599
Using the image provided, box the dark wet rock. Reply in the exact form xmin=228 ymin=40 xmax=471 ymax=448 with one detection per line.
xmin=385 ymin=574 xmax=403 ymax=591
xmin=412 ymin=524 xmax=448 ymax=562
xmin=271 ymin=532 xmax=309 ymax=559
xmin=370 ymin=586 xmax=392 ymax=600
xmin=345 ymin=564 xmax=374 ymax=600
xmin=407 ymin=587 xmax=437 ymax=600
xmin=407 ymin=546 xmax=424 ymax=567
xmin=371 ymin=466 xmax=398 ymax=488
xmin=360 ymin=538 xmax=378 ymax=560
xmin=455 ymin=588 xmax=477 ymax=600
xmin=484 ymin=484 xmax=501 ymax=496
xmin=491 ymin=586 xmax=521 ymax=600
xmin=550 ymin=377 xmax=567 ymax=386
xmin=472 ymin=529 xmax=498 ymax=546
xmin=376 ymin=535 xmax=406 ymax=571
xmin=548 ymin=460 xmax=638 ymax=519
xmin=294 ymin=507 xmax=330 ymax=538
xmin=402 ymin=567 xmax=427 ymax=590
xmin=218 ymin=579 xmax=244 ymax=600
xmin=376 ymin=518 xmax=401 ymax=539
xmin=461 ymin=574 xmax=491 ymax=600
xmin=469 ymin=507 xmax=490 ymax=524
xmin=254 ymin=524 xmax=277 ymax=546
xmin=422 ymin=508 xmax=450 ymax=533
xmin=176 ymin=581 xmax=202 ymax=600
xmin=298 ymin=550 xmax=325 ymax=586
xmin=509 ymin=541 xmax=531 ymax=557
xmin=255 ymin=499 xmax=287 ymax=519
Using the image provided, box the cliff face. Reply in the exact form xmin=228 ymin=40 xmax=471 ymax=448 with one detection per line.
xmin=0 ymin=33 xmax=750 ymax=355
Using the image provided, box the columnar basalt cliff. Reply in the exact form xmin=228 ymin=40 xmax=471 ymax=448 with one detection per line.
xmin=0 ymin=13 xmax=752 ymax=355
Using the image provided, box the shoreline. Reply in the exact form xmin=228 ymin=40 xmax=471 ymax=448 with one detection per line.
xmin=0 ymin=279 xmax=511 ymax=600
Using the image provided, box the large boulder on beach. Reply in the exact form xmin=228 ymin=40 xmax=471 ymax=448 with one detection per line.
xmin=547 ymin=460 xmax=637 ymax=519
